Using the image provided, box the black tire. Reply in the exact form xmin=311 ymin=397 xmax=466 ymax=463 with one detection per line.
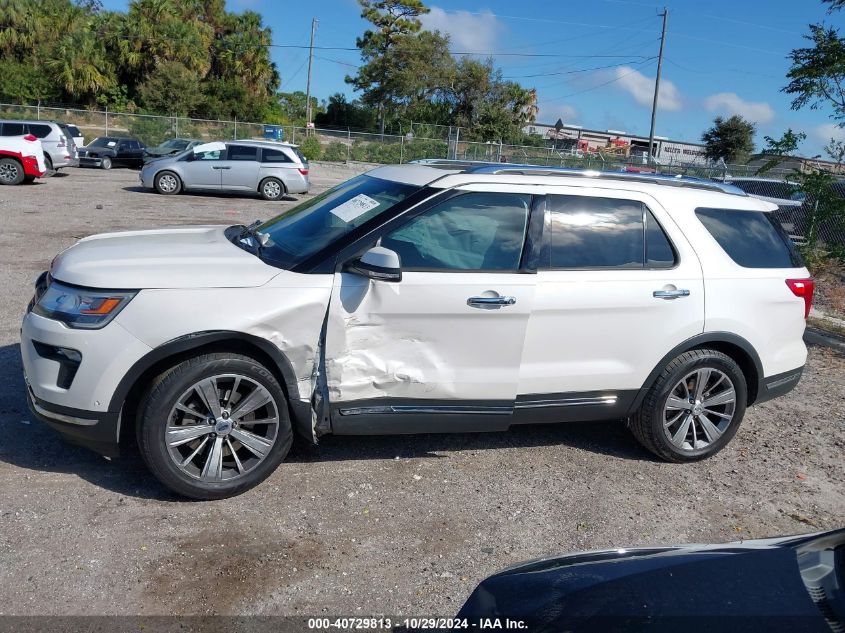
xmin=43 ymin=154 xmax=55 ymax=176
xmin=136 ymin=353 xmax=293 ymax=500
xmin=101 ymin=156 xmax=112 ymax=170
xmin=0 ymin=157 xmax=25 ymax=185
xmin=154 ymin=170 xmax=182 ymax=195
xmin=629 ymin=349 xmax=747 ymax=462
xmin=259 ymin=177 xmax=285 ymax=201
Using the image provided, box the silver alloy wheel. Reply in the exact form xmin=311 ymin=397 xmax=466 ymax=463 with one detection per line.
xmin=662 ymin=368 xmax=736 ymax=451
xmin=165 ymin=374 xmax=279 ymax=481
xmin=0 ymin=161 xmax=19 ymax=183
xmin=101 ymin=157 xmax=112 ymax=170
xmin=158 ymin=173 xmax=178 ymax=193
xmin=263 ymin=180 xmax=282 ymax=198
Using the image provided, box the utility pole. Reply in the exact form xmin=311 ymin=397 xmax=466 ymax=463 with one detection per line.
xmin=305 ymin=18 xmax=318 ymax=128
xmin=648 ymin=7 xmax=668 ymax=167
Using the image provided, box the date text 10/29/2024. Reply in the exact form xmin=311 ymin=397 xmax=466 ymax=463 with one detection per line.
xmin=307 ymin=618 xmax=529 ymax=630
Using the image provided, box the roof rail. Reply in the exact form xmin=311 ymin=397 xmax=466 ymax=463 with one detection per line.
xmin=409 ymin=159 xmax=746 ymax=195
xmin=469 ymin=164 xmax=747 ymax=195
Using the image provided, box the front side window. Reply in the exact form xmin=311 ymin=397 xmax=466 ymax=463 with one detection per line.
xmin=696 ymin=207 xmax=803 ymax=268
xmin=193 ymin=149 xmax=223 ymax=161
xmin=381 ymin=192 xmax=531 ymax=271
xmin=228 ymin=145 xmax=258 ymax=161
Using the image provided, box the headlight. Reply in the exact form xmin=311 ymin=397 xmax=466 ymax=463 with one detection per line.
xmin=32 ymin=281 xmax=136 ymax=329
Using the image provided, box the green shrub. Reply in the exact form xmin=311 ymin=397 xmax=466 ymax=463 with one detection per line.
xmin=127 ymin=117 xmax=171 ymax=146
xmin=299 ymin=135 xmax=322 ymax=161
xmin=322 ymin=141 xmax=348 ymax=162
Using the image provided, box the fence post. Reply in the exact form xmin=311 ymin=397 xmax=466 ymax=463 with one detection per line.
xmin=400 ymin=136 xmax=404 ymax=164
xmin=234 ymin=118 xmax=237 ymax=140
xmin=37 ymin=100 xmax=40 ymax=120
xmin=105 ymin=106 xmax=109 ymax=135
xmin=174 ymin=115 xmax=178 ymax=138
xmin=347 ymin=128 xmax=351 ymax=163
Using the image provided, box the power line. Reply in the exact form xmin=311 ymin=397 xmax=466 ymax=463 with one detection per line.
xmin=503 ymin=59 xmax=650 ymax=79
xmin=541 ymin=58 xmax=656 ymax=104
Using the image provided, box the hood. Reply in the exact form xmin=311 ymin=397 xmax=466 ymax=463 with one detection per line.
xmin=458 ymin=532 xmax=842 ymax=631
xmin=50 ymin=226 xmax=281 ymax=289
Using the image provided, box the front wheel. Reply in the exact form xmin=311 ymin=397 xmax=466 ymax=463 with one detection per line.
xmin=629 ymin=349 xmax=747 ymax=462
xmin=136 ymin=353 xmax=293 ymax=499
xmin=154 ymin=170 xmax=182 ymax=195
xmin=101 ymin=156 xmax=112 ymax=170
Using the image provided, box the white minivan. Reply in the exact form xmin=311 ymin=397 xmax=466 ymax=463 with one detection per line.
xmin=21 ymin=163 xmax=812 ymax=499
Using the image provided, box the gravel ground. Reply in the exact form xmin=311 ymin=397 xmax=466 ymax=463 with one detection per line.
xmin=0 ymin=167 xmax=843 ymax=616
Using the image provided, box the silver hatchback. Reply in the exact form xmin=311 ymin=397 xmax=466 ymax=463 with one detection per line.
xmin=139 ymin=140 xmax=310 ymax=200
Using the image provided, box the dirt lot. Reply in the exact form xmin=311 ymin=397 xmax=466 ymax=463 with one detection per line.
xmin=0 ymin=167 xmax=843 ymax=616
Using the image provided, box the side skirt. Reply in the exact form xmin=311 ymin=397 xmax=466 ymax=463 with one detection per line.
xmin=329 ymin=392 xmax=638 ymax=435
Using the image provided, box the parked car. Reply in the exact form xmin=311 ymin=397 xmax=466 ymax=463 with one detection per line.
xmin=457 ymin=528 xmax=845 ymax=632
xmin=78 ymin=136 xmax=146 ymax=169
xmin=0 ymin=119 xmax=78 ymax=173
xmin=139 ymin=140 xmax=309 ymax=200
xmin=721 ymin=177 xmax=807 ymax=241
xmin=66 ymin=124 xmax=84 ymax=149
xmin=22 ymin=163 xmax=812 ymax=499
xmin=143 ymin=138 xmax=203 ymax=161
xmin=0 ymin=134 xmax=47 ymax=185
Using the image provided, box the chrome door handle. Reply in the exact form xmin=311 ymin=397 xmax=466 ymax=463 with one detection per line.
xmin=212 ymin=166 xmax=231 ymax=170
xmin=653 ymin=289 xmax=690 ymax=299
xmin=467 ymin=296 xmax=517 ymax=307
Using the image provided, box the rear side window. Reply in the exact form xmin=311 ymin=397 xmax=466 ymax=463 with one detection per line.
xmin=543 ymin=195 xmax=676 ymax=269
xmin=696 ymin=208 xmax=804 ymax=268
xmin=228 ymin=145 xmax=258 ymax=161
xmin=262 ymin=148 xmax=292 ymax=163
xmin=29 ymin=124 xmax=53 ymax=138
xmin=291 ymin=147 xmax=308 ymax=164
xmin=2 ymin=122 xmax=26 ymax=136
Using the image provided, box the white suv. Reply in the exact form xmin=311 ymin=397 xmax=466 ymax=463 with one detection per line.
xmin=21 ymin=163 xmax=813 ymax=499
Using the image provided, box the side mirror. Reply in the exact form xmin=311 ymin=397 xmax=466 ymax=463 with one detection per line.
xmin=347 ymin=246 xmax=402 ymax=282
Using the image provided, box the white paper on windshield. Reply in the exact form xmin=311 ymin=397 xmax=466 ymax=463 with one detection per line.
xmin=329 ymin=194 xmax=380 ymax=223
xmin=107 ymin=141 xmax=116 ymax=147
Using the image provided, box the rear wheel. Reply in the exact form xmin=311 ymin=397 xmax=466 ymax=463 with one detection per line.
xmin=154 ymin=170 xmax=181 ymax=195
xmin=259 ymin=177 xmax=285 ymax=201
xmin=43 ymin=154 xmax=55 ymax=176
xmin=136 ymin=353 xmax=292 ymax=500
xmin=0 ymin=157 xmax=24 ymax=185
xmin=630 ymin=349 xmax=747 ymax=462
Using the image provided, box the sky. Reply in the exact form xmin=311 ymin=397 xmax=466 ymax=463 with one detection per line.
xmin=101 ymin=0 xmax=845 ymax=157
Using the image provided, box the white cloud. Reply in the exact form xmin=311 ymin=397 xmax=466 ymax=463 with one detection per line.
xmin=704 ymin=92 xmax=775 ymax=124
xmin=420 ymin=7 xmax=503 ymax=53
xmin=610 ymin=66 xmax=683 ymax=111
xmin=812 ymin=123 xmax=845 ymax=144
xmin=540 ymin=104 xmax=578 ymax=124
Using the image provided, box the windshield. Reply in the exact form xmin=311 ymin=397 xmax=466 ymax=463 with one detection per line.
xmin=252 ymin=174 xmax=419 ymax=268
xmin=157 ymin=139 xmax=190 ymax=151
xmin=89 ymin=137 xmax=117 ymax=147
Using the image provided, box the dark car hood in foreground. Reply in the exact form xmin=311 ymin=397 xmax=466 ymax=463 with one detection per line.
xmin=458 ymin=531 xmax=845 ymax=633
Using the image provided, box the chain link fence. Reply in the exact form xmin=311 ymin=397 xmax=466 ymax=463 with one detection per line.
xmin=1 ymin=101 xmax=842 ymax=249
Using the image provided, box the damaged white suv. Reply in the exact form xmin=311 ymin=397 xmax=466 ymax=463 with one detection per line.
xmin=22 ymin=162 xmax=813 ymax=499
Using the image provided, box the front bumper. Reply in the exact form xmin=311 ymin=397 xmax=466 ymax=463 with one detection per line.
xmin=26 ymin=386 xmax=120 ymax=457
xmin=79 ymin=156 xmax=104 ymax=168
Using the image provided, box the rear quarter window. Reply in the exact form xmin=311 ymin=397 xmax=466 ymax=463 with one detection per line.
xmin=695 ymin=207 xmax=804 ymax=268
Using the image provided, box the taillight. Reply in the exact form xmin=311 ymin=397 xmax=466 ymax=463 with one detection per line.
xmin=298 ymin=168 xmax=309 ymax=176
xmin=23 ymin=134 xmax=37 ymax=142
xmin=58 ymin=134 xmax=66 ymax=148
xmin=786 ymin=278 xmax=814 ymax=318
